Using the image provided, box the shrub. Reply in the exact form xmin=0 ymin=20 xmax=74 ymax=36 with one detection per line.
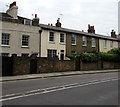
xmin=80 ymin=52 xmax=100 ymax=62
xmin=101 ymin=53 xmax=120 ymax=62
xmin=108 ymin=48 xmax=120 ymax=55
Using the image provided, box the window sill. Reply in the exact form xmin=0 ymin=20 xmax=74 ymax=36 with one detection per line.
xmin=92 ymin=46 xmax=96 ymax=48
xmin=49 ymin=41 xmax=55 ymax=44
xmin=21 ymin=46 xmax=29 ymax=48
xmin=1 ymin=45 xmax=10 ymax=48
xmin=72 ymin=44 xmax=76 ymax=46
xmin=60 ymin=43 xmax=66 ymax=45
xmin=104 ymin=47 xmax=107 ymax=49
xmin=82 ymin=45 xmax=87 ymax=47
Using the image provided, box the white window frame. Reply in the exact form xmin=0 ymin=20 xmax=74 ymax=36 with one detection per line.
xmin=71 ymin=34 xmax=77 ymax=45
xmin=24 ymin=19 xmax=32 ymax=25
xmin=0 ymin=53 xmax=9 ymax=57
xmin=92 ymin=38 xmax=96 ymax=48
xmin=49 ymin=31 xmax=55 ymax=43
xmin=104 ymin=40 xmax=107 ymax=49
xmin=1 ymin=33 xmax=10 ymax=47
xmin=82 ymin=36 xmax=87 ymax=46
xmin=60 ymin=33 xmax=65 ymax=44
xmin=22 ymin=35 xmax=29 ymax=48
xmin=110 ymin=41 xmax=113 ymax=49
xmin=47 ymin=49 xmax=57 ymax=57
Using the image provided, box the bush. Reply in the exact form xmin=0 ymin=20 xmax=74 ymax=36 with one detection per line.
xmin=108 ymin=48 xmax=120 ymax=55
xmin=66 ymin=48 xmax=120 ymax=62
xmin=101 ymin=53 xmax=120 ymax=62
xmin=80 ymin=52 xmax=100 ymax=62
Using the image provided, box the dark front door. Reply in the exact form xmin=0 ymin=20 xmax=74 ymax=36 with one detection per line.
xmin=60 ymin=50 xmax=64 ymax=60
xmin=2 ymin=57 xmax=13 ymax=76
xmin=30 ymin=59 xmax=37 ymax=74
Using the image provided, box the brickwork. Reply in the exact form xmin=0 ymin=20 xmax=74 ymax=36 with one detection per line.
xmin=3 ymin=56 xmax=120 ymax=76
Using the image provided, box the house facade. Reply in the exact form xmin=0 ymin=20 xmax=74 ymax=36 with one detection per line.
xmin=0 ymin=2 xmax=41 ymax=57
xmin=40 ymin=22 xmax=67 ymax=60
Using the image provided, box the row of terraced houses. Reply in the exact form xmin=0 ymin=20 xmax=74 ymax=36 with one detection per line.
xmin=0 ymin=2 xmax=120 ymax=60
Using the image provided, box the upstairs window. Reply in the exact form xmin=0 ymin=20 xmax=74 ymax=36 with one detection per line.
xmin=110 ymin=41 xmax=113 ymax=49
xmin=104 ymin=40 xmax=107 ymax=48
xmin=24 ymin=19 xmax=32 ymax=25
xmin=82 ymin=36 xmax=87 ymax=46
xmin=60 ymin=33 xmax=65 ymax=43
xmin=49 ymin=31 xmax=54 ymax=42
xmin=1 ymin=33 xmax=10 ymax=46
xmin=71 ymin=34 xmax=76 ymax=45
xmin=22 ymin=35 xmax=29 ymax=47
xmin=92 ymin=38 xmax=96 ymax=48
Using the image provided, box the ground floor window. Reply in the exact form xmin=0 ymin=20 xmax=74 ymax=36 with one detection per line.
xmin=21 ymin=53 xmax=29 ymax=57
xmin=0 ymin=53 xmax=9 ymax=57
xmin=47 ymin=49 xmax=57 ymax=58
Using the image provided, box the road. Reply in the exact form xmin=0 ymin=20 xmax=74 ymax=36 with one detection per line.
xmin=1 ymin=72 xmax=119 ymax=105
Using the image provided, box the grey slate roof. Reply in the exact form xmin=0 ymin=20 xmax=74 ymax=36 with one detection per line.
xmin=40 ymin=24 xmax=119 ymax=41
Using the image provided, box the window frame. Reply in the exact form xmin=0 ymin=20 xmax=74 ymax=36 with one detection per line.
xmin=92 ymin=38 xmax=96 ymax=48
xmin=71 ymin=34 xmax=77 ymax=45
xmin=82 ymin=36 xmax=87 ymax=47
xmin=22 ymin=35 xmax=30 ymax=48
xmin=60 ymin=33 xmax=65 ymax=44
xmin=1 ymin=53 xmax=9 ymax=57
xmin=110 ymin=41 xmax=113 ymax=49
xmin=1 ymin=33 xmax=10 ymax=47
xmin=24 ymin=19 xmax=32 ymax=25
xmin=47 ymin=49 xmax=57 ymax=58
xmin=104 ymin=40 xmax=107 ymax=49
xmin=49 ymin=31 xmax=55 ymax=43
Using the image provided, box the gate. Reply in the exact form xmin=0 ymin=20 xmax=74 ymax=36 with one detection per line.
xmin=75 ymin=57 xmax=80 ymax=71
xmin=2 ymin=57 xmax=13 ymax=76
xmin=30 ymin=54 xmax=37 ymax=74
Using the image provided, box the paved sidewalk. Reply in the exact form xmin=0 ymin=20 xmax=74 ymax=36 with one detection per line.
xmin=0 ymin=69 xmax=120 ymax=82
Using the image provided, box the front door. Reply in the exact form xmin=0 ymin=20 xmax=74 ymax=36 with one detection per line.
xmin=60 ymin=50 xmax=64 ymax=60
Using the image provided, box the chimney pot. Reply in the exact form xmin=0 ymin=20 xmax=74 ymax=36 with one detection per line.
xmin=111 ymin=30 xmax=116 ymax=38
xmin=56 ymin=18 xmax=61 ymax=27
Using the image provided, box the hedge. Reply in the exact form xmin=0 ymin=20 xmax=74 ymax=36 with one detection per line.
xmin=66 ymin=48 xmax=120 ymax=62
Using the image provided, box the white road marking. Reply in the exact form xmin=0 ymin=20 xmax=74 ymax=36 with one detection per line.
xmin=1 ymin=78 xmax=118 ymax=102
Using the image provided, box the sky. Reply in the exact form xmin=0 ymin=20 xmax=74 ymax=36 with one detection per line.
xmin=0 ymin=0 xmax=120 ymax=36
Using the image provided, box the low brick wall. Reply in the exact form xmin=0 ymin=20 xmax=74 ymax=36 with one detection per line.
xmin=13 ymin=57 xmax=30 ymax=75
xmin=57 ymin=60 xmax=76 ymax=72
xmin=37 ymin=57 xmax=58 ymax=73
xmin=5 ymin=56 xmax=120 ymax=76
xmin=80 ymin=61 xmax=98 ymax=71
xmin=103 ymin=61 xmax=120 ymax=70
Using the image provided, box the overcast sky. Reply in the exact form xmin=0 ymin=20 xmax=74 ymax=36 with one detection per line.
xmin=0 ymin=0 xmax=119 ymax=36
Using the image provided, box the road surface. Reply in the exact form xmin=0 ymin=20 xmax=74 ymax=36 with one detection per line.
xmin=1 ymin=72 xmax=119 ymax=105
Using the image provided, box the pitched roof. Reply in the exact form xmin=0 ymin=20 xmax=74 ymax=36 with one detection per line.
xmin=0 ymin=12 xmax=32 ymax=25
xmin=40 ymin=24 xmax=119 ymax=41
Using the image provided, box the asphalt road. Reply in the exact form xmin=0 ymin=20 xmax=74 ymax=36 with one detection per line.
xmin=1 ymin=72 xmax=119 ymax=105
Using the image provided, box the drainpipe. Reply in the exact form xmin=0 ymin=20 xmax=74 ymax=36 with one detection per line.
xmin=39 ymin=29 xmax=42 ymax=57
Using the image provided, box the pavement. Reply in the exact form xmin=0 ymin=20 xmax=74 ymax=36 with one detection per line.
xmin=0 ymin=69 xmax=120 ymax=82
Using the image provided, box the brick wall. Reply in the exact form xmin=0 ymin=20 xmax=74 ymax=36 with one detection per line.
xmin=5 ymin=56 xmax=120 ymax=76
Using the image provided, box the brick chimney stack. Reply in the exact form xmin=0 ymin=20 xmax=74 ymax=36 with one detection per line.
xmin=6 ymin=1 xmax=18 ymax=19
xmin=88 ymin=24 xmax=95 ymax=33
xmin=32 ymin=14 xmax=40 ymax=26
xmin=111 ymin=30 xmax=116 ymax=38
xmin=55 ymin=18 xmax=61 ymax=27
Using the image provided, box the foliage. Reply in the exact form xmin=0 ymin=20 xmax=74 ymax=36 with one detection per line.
xmin=80 ymin=52 xmax=100 ymax=62
xmin=108 ymin=48 xmax=120 ymax=55
xmin=66 ymin=48 xmax=120 ymax=62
